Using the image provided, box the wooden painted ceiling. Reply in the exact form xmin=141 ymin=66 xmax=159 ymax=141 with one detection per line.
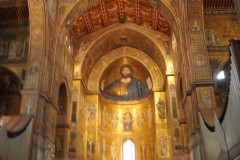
xmin=71 ymin=0 xmax=236 ymax=39
xmin=203 ymin=0 xmax=235 ymax=10
xmin=0 ymin=0 xmax=236 ymax=31
xmin=0 ymin=1 xmax=28 ymax=27
xmin=71 ymin=0 xmax=170 ymax=39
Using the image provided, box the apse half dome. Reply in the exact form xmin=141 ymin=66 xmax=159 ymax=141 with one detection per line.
xmin=100 ymin=58 xmax=152 ymax=101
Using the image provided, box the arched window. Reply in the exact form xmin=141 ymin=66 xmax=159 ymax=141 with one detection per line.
xmin=216 ymin=70 xmax=225 ymax=80
xmin=123 ymin=140 xmax=135 ymax=160
xmin=58 ymin=83 xmax=68 ymax=115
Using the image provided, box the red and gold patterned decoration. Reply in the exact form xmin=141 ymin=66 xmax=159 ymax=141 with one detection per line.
xmin=71 ymin=0 xmax=170 ymax=39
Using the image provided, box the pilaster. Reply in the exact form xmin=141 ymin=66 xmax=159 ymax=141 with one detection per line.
xmin=185 ymin=0 xmax=216 ymax=159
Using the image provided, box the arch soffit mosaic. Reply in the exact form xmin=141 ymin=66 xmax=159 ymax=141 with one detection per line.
xmin=77 ymin=24 xmax=168 ymax=77
xmin=87 ymin=47 xmax=164 ymax=93
xmin=79 ymin=23 xmax=169 ymax=55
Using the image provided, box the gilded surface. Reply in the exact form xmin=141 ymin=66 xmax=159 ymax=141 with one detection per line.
xmin=196 ymin=86 xmax=217 ymax=109
xmin=97 ymin=93 xmax=156 ymax=160
xmin=187 ymin=0 xmax=212 ymax=81
xmin=204 ymin=14 xmax=239 ymax=46
xmin=26 ymin=0 xmax=45 ymax=89
xmin=78 ymin=24 xmax=167 ymax=85
xmin=154 ymin=92 xmax=170 ymax=158
xmin=100 ymin=62 xmax=151 ymax=101
xmin=88 ymin=47 xmax=164 ymax=92
xmin=194 ymin=54 xmax=208 ymax=67
xmin=99 ymin=95 xmax=154 ymax=132
xmin=3 ymin=0 xmax=235 ymax=159
xmin=194 ymin=67 xmax=212 ymax=80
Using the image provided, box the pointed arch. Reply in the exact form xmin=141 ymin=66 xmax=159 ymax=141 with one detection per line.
xmin=58 ymin=83 xmax=68 ymax=115
xmin=88 ymin=47 xmax=164 ymax=93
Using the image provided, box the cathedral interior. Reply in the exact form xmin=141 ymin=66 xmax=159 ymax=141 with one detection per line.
xmin=0 ymin=0 xmax=240 ymax=160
